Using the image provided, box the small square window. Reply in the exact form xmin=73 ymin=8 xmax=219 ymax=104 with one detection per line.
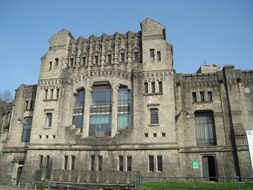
xmin=162 ymin=133 xmax=166 ymax=137
xmin=153 ymin=133 xmax=157 ymax=137
xmin=39 ymin=135 xmax=42 ymax=139
xmin=145 ymin=133 xmax=148 ymax=137
xmin=46 ymin=135 xmax=49 ymax=139
xmin=53 ymin=135 xmax=56 ymax=139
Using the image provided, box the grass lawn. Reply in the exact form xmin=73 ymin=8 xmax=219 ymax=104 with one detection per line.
xmin=143 ymin=179 xmax=253 ymax=190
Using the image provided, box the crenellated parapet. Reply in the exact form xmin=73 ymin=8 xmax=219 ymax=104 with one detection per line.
xmin=66 ymin=31 xmax=142 ymax=68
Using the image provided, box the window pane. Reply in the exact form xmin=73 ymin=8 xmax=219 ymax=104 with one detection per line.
xmin=119 ymin=156 xmax=124 ymax=171
xmin=151 ymin=82 xmax=155 ymax=93
xmin=157 ymin=155 xmax=163 ymax=172
xmin=195 ymin=112 xmax=216 ymax=146
xmin=150 ymin=108 xmax=159 ymax=124
xmin=149 ymin=155 xmax=154 ymax=172
xmin=127 ymin=156 xmax=132 ymax=171
xmin=22 ymin=118 xmax=32 ymax=142
xmin=74 ymin=89 xmax=85 ymax=107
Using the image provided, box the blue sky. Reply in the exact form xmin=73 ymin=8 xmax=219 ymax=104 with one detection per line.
xmin=0 ymin=0 xmax=253 ymax=95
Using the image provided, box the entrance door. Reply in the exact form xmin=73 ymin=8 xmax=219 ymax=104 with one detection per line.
xmin=202 ymin=156 xmax=216 ymax=181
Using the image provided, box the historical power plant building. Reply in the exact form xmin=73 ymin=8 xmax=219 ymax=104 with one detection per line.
xmin=1 ymin=19 xmax=253 ymax=188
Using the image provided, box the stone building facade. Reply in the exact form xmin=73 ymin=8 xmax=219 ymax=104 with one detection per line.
xmin=0 ymin=19 xmax=253 ymax=187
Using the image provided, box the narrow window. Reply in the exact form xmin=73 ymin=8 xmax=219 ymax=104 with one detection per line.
xmin=127 ymin=156 xmax=132 ymax=171
xmin=162 ymin=133 xmax=166 ymax=137
xmin=46 ymin=113 xmax=52 ymax=127
xmin=157 ymin=155 xmax=163 ymax=172
xmin=25 ymin=100 xmax=29 ymax=110
xmin=119 ymin=156 xmax=124 ymax=171
xmin=70 ymin=58 xmax=74 ymax=67
xmin=200 ymin=91 xmax=205 ymax=102
xmin=150 ymin=108 xmax=159 ymax=124
xmin=108 ymin=54 xmax=112 ymax=64
xmin=192 ymin=92 xmax=197 ymax=103
xmin=98 ymin=156 xmax=103 ymax=171
xmin=64 ymin=155 xmax=68 ymax=170
xmin=22 ymin=118 xmax=32 ymax=142
xmin=91 ymin=155 xmax=95 ymax=171
xmin=151 ymin=82 xmax=155 ymax=93
xmin=50 ymin=89 xmax=54 ymax=99
xmin=150 ymin=49 xmax=155 ymax=60
xmin=49 ymin=62 xmax=52 ymax=71
xmin=159 ymin=81 xmax=163 ymax=93
xmin=144 ymin=133 xmax=148 ymax=137
xmin=134 ymin=52 xmax=138 ymax=62
xmin=207 ymin=91 xmax=212 ymax=102
xmin=153 ymin=133 xmax=157 ymax=137
xmin=121 ymin=52 xmax=125 ymax=63
xmin=82 ymin=57 xmax=86 ymax=66
xmin=30 ymin=100 xmax=34 ymax=110
xmin=144 ymin=82 xmax=148 ymax=93
xmin=157 ymin=51 xmax=161 ymax=62
xmin=56 ymin=89 xmax=60 ymax=99
xmin=55 ymin=58 xmax=59 ymax=67
xmin=149 ymin=155 xmax=154 ymax=172
xmin=195 ymin=112 xmax=216 ymax=146
xmin=71 ymin=155 xmax=75 ymax=170
xmin=95 ymin=55 xmax=99 ymax=64
xmin=45 ymin=89 xmax=48 ymax=100
xmin=46 ymin=155 xmax=50 ymax=170
xmin=39 ymin=155 xmax=43 ymax=169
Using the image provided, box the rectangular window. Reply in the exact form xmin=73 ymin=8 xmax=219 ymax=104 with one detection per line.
xmin=49 ymin=62 xmax=52 ymax=71
xmin=159 ymin=81 xmax=163 ymax=93
xmin=46 ymin=155 xmax=50 ymax=169
xmin=127 ymin=156 xmax=132 ymax=171
xmin=45 ymin=89 xmax=48 ymax=100
xmin=39 ymin=155 xmax=43 ymax=169
xmin=55 ymin=58 xmax=59 ymax=66
xmin=192 ymin=92 xmax=197 ymax=103
xmin=71 ymin=155 xmax=75 ymax=170
xmin=91 ymin=155 xmax=95 ymax=171
xmin=195 ymin=112 xmax=216 ymax=146
xmin=121 ymin=52 xmax=125 ymax=63
xmin=144 ymin=82 xmax=148 ymax=93
xmin=21 ymin=118 xmax=32 ymax=142
xmin=25 ymin=100 xmax=29 ymax=110
xmin=30 ymin=100 xmax=34 ymax=110
xmin=82 ymin=57 xmax=86 ymax=65
xmin=134 ymin=52 xmax=138 ymax=62
xmin=157 ymin=51 xmax=161 ymax=62
xmin=108 ymin=54 xmax=112 ymax=64
xmin=98 ymin=156 xmax=103 ymax=171
xmin=150 ymin=49 xmax=155 ymax=60
xmin=56 ymin=89 xmax=60 ymax=99
xmin=207 ymin=91 xmax=212 ymax=101
xmin=50 ymin=89 xmax=54 ymax=99
xmin=149 ymin=155 xmax=154 ymax=172
xmin=200 ymin=91 xmax=205 ymax=102
xmin=119 ymin=155 xmax=124 ymax=171
xmin=151 ymin=82 xmax=155 ymax=93
xmin=46 ymin=113 xmax=52 ymax=127
xmin=157 ymin=155 xmax=163 ymax=172
xmin=70 ymin=58 xmax=74 ymax=67
xmin=95 ymin=55 xmax=99 ymax=64
xmin=64 ymin=155 xmax=68 ymax=170
xmin=150 ymin=108 xmax=159 ymax=124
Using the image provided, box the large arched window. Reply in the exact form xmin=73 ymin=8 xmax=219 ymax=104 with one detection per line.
xmin=89 ymin=84 xmax=112 ymax=137
xmin=72 ymin=89 xmax=85 ymax=132
xmin=117 ymin=86 xmax=131 ymax=130
xmin=22 ymin=117 xmax=32 ymax=142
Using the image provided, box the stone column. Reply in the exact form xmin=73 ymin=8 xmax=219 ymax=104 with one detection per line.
xmin=83 ymin=85 xmax=92 ymax=138
xmin=111 ymin=83 xmax=119 ymax=137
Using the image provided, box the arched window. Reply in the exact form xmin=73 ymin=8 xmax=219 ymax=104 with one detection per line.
xmin=72 ymin=89 xmax=85 ymax=131
xmin=89 ymin=84 xmax=112 ymax=137
xmin=117 ymin=86 xmax=131 ymax=130
xmin=22 ymin=117 xmax=32 ymax=142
